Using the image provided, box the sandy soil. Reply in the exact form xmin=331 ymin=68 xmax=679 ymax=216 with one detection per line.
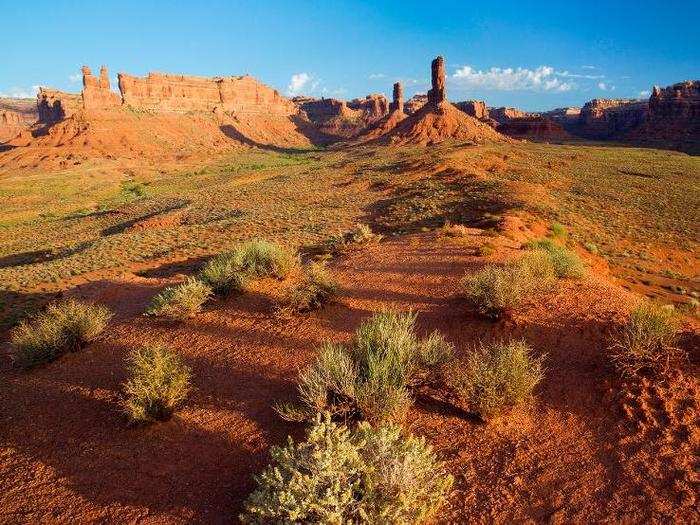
xmin=1 ymin=229 xmax=697 ymax=523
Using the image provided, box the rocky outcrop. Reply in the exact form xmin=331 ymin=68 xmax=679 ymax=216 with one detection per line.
xmin=118 ymin=72 xmax=296 ymax=116
xmin=347 ymin=94 xmax=389 ymax=120
xmin=404 ymin=94 xmax=428 ymax=115
xmin=37 ymin=88 xmax=81 ymax=124
xmin=0 ymin=111 xmax=25 ymax=142
xmin=455 ymin=100 xmax=488 ymax=120
xmin=296 ymin=94 xmax=388 ymax=140
xmin=489 ymin=107 xmax=537 ymax=124
xmin=81 ymin=66 xmax=120 ymax=110
xmin=627 ymin=81 xmax=700 ymax=148
xmin=497 ymin=116 xmax=570 ymax=140
xmin=427 ymin=56 xmax=446 ymax=106
xmin=389 ymin=82 xmax=404 ymax=113
xmin=577 ymin=98 xmax=648 ymax=139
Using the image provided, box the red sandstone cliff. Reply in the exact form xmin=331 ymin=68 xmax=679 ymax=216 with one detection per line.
xmin=576 ymin=98 xmax=648 ymax=139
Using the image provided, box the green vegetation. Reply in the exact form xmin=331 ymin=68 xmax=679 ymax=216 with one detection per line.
xmin=198 ymin=253 xmax=249 ymax=297
xmin=609 ymin=301 xmax=683 ymax=376
xmin=123 ymin=344 xmax=192 ymax=423
xmin=276 ymin=311 xmax=454 ymax=424
xmin=145 ymin=277 xmax=212 ymax=319
xmin=451 ymin=340 xmax=545 ymax=420
xmin=461 ymin=251 xmax=556 ymax=319
xmin=224 ymin=240 xmax=297 ymax=279
xmin=280 ymin=262 xmax=338 ymax=312
xmin=549 ymin=222 xmax=568 ymax=239
xmin=241 ymin=414 xmax=453 ymax=524
xmin=524 ymin=238 xmax=585 ymax=278
xmin=11 ymin=299 xmax=112 ymax=368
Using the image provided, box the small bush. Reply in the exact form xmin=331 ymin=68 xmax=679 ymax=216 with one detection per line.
xmin=123 ymin=344 xmax=192 ymax=423
xmin=198 ymin=254 xmax=248 ymax=296
xmin=461 ymin=251 xmax=555 ymax=318
xmin=281 ymin=262 xmax=338 ymax=312
xmin=145 ymin=277 xmax=212 ymax=319
xmin=452 ymin=340 xmax=545 ymax=420
xmin=240 ymin=414 xmax=453 ymax=524
xmin=441 ymin=221 xmax=470 ymax=238
xmin=524 ymin=238 xmax=584 ymax=278
xmin=230 ymin=240 xmax=297 ymax=279
xmin=11 ymin=299 xmax=112 ymax=368
xmin=609 ymin=302 xmax=683 ymax=376
xmin=584 ymin=242 xmax=599 ymax=254
xmin=549 ymin=222 xmax=568 ymax=239
xmin=277 ymin=311 xmax=453 ymax=424
xmin=348 ymin=223 xmax=383 ymax=245
xmin=477 ymin=242 xmax=496 ymax=256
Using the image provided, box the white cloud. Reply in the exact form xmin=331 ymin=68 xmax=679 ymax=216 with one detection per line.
xmin=0 ymin=85 xmax=40 ymax=98
xmin=639 ymin=90 xmax=651 ymax=98
xmin=287 ymin=73 xmax=318 ymax=96
xmin=69 ymin=73 xmax=82 ymax=84
xmin=557 ymin=70 xmax=605 ymax=80
xmin=368 ymin=73 xmax=386 ymax=80
xmin=451 ymin=65 xmax=574 ymax=92
xmin=582 ymin=65 xmax=597 ymax=70
xmin=597 ymin=82 xmax=615 ymax=91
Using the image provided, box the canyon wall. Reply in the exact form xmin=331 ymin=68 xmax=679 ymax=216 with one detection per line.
xmin=118 ymin=72 xmax=296 ymax=116
xmin=295 ymin=94 xmax=388 ymax=139
xmin=497 ymin=116 xmax=569 ymax=140
xmin=577 ymin=98 xmax=648 ymax=139
xmin=37 ymin=88 xmax=81 ymax=124
xmin=455 ymin=100 xmax=489 ymax=120
xmin=82 ymin=66 xmax=121 ymax=110
xmin=0 ymin=111 xmax=25 ymax=142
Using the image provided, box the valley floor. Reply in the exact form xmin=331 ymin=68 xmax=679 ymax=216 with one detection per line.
xmin=0 ymin=140 xmax=698 ymax=522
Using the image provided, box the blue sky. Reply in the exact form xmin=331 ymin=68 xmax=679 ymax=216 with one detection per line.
xmin=1 ymin=0 xmax=698 ymax=111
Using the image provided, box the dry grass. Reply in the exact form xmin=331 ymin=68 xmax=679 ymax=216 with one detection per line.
xmin=280 ymin=262 xmax=338 ymax=312
xmin=609 ymin=301 xmax=684 ymax=376
xmin=123 ymin=344 xmax=192 ymax=423
xmin=145 ymin=277 xmax=212 ymax=319
xmin=11 ymin=299 xmax=112 ymax=368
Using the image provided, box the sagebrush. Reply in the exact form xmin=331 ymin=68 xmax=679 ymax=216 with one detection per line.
xmin=451 ymin=339 xmax=545 ymax=420
xmin=524 ymin=238 xmax=584 ymax=278
xmin=461 ymin=250 xmax=556 ymax=318
xmin=240 ymin=413 xmax=453 ymax=524
xmin=277 ymin=311 xmax=454 ymax=424
xmin=281 ymin=262 xmax=338 ymax=312
xmin=609 ymin=302 xmax=683 ymax=376
xmin=11 ymin=299 xmax=112 ymax=368
xmin=123 ymin=344 xmax=192 ymax=423
xmin=145 ymin=277 xmax=212 ymax=319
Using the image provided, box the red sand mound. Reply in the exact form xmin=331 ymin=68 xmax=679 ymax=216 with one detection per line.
xmin=378 ymin=100 xmax=507 ymax=146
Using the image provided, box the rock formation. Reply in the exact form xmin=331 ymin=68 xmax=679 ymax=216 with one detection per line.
xmin=37 ymin=88 xmax=81 ymax=124
xmin=347 ymin=94 xmax=389 ymax=120
xmin=81 ymin=66 xmax=121 ymax=110
xmin=0 ymin=111 xmax=25 ymax=142
xmin=489 ymin=107 xmax=538 ymax=124
xmin=118 ymin=72 xmax=296 ymax=116
xmin=577 ymin=98 xmax=648 ymax=139
xmin=295 ymin=94 xmax=388 ymax=140
xmin=404 ymin=94 xmax=428 ymax=115
xmin=455 ymin=100 xmax=489 ymax=120
xmin=427 ymin=56 xmax=446 ymax=106
xmin=626 ymin=80 xmax=700 ymax=149
xmin=378 ymin=56 xmax=506 ymax=146
xmin=389 ymin=82 xmax=404 ymax=113
xmin=497 ymin=116 xmax=570 ymax=140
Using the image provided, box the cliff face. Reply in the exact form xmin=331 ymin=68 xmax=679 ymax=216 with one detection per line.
xmin=404 ymin=94 xmax=428 ymax=115
xmin=295 ymin=94 xmax=388 ymax=140
xmin=577 ymin=98 xmax=648 ymax=139
xmin=37 ymin=88 xmax=81 ymax=124
xmin=627 ymin=81 xmax=700 ymax=147
xmin=489 ymin=107 xmax=537 ymax=124
xmin=82 ymin=66 xmax=121 ymax=110
xmin=455 ymin=100 xmax=489 ymax=120
xmin=117 ymin=72 xmax=296 ymax=116
xmin=497 ymin=116 xmax=569 ymax=140
xmin=0 ymin=111 xmax=25 ymax=142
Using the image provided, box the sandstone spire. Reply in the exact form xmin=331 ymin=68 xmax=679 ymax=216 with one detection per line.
xmin=390 ymin=82 xmax=404 ymax=113
xmin=427 ymin=56 xmax=446 ymax=106
xmin=99 ymin=66 xmax=110 ymax=89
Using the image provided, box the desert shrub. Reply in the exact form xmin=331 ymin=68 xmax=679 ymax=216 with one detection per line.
xmin=348 ymin=223 xmax=383 ymax=245
xmin=609 ymin=302 xmax=683 ymax=376
xmin=277 ymin=311 xmax=454 ymax=424
xmin=281 ymin=262 xmax=338 ymax=312
xmin=198 ymin=254 xmax=248 ymax=296
xmin=145 ymin=277 xmax=212 ymax=319
xmin=240 ymin=414 xmax=453 ymax=524
xmin=230 ymin=240 xmax=297 ymax=279
xmin=11 ymin=299 xmax=112 ymax=368
xmin=123 ymin=344 xmax=192 ymax=423
xmin=451 ymin=340 xmax=545 ymax=420
xmin=549 ymin=222 xmax=568 ymax=239
xmin=584 ymin=242 xmax=599 ymax=254
xmin=477 ymin=242 xmax=496 ymax=256
xmin=441 ymin=221 xmax=470 ymax=238
xmin=461 ymin=251 xmax=555 ymax=319
xmin=525 ymin=238 xmax=584 ymax=278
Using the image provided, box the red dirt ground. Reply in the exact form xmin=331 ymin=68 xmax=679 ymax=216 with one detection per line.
xmin=1 ymin=227 xmax=697 ymax=523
